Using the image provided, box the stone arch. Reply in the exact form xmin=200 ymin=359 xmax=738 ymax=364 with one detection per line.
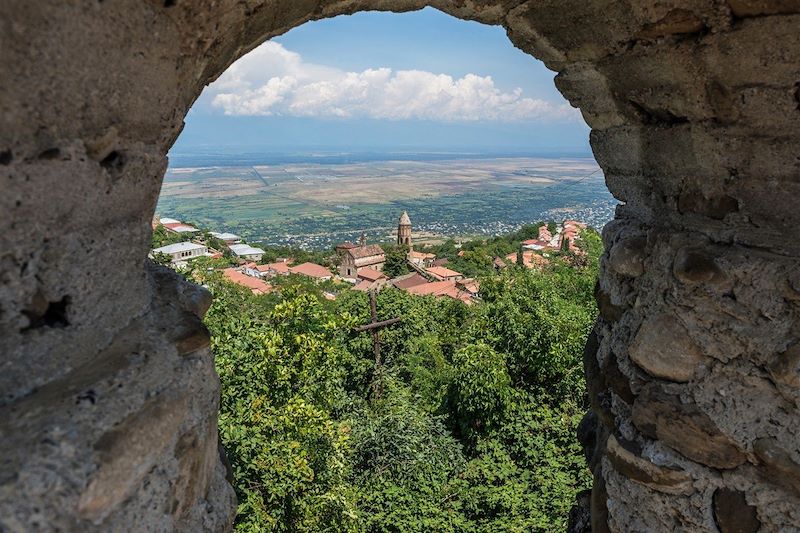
xmin=2 ymin=1 xmax=800 ymax=530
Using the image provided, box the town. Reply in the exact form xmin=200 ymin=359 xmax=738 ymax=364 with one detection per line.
xmin=151 ymin=211 xmax=589 ymax=305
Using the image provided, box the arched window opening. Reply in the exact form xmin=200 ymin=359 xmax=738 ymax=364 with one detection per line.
xmin=153 ymin=7 xmax=612 ymax=531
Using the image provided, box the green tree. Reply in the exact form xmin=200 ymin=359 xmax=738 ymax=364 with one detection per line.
xmin=151 ymin=224 xmax=184 ymax=248
xmin=151 ymin=251 xmax=173 ymax=266
xmin=201 ymin=226 xmax=602 ymax=531
xmin=448 ymin=342 xmax=512 ymax=441
xmin=383 ymin=244 xmax=410 ymax=278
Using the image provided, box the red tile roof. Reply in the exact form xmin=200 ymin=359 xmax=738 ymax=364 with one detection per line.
xmin=357 ymin=267 xmax=387 ymax=282
xmin=346 ymin=244 xmax=385 ymax=259
xmin=163 ymin=222 xmax=198 ymax=232
xmin=457 ymin=278 xmax=480 ymax=294
xmin=223 ymin=268 xmax=272 ymax=294
xmin=289 ymin=262 xmax=332 ymax=279
xmin=404 ymin=279 xmax=475 ymax=304
xmin=506 ymin=251 xmax=550 ymax=269
xmin=391 ymin=272 xmax=429 ymax=290
xmin=406 ymin=280 xmax=457 ymax=296
xmin=426 ymin=266 xmax=463 ymax=279
xmin=258 ymin=262 xmax=291 ymax=274
xmin=352 ymin=279 xmax=374 ymax=292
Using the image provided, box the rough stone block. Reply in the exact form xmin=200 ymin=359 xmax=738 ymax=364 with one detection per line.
xmin=608 ymin=236 xmax=647 ymax=278
xmin=632 ymin=385 xmax=746 ymax=469
xmin=768 ymin=342 xmax=800 ymax=389
xmin=628 ymin=313 xmax=707 ymax=382
xmin=753 ymin=437 xmax=800 ymax=495
xmin=712 ymin=488 xmax=760 ymax=533
xmin=605 ymin=435 xmax=694 ymax=495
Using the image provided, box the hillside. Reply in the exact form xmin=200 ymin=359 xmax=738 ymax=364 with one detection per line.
xmin=174 ymin=227 xmax=601 ymax=531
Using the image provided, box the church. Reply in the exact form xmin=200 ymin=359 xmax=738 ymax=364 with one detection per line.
xmin=338 ymin=234 xmax=386 ymax=279
xmin=337 ymin=212 xmax=418 ymax=280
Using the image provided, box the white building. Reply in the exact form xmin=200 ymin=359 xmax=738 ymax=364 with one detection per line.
xmin=152 ymin=242 xmax=208 ymax=264
xmin=229 ymin=243 xmax=266 ymax=261
xmin=210 ymin=231 xmax=241 ymax=244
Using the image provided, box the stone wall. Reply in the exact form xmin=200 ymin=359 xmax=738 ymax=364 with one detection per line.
xmin=1 ymin=0 xmax=798 ymax=530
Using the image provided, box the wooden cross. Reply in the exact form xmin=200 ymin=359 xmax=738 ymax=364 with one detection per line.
xmin=354 ymin=289 xmax=401 ymax=399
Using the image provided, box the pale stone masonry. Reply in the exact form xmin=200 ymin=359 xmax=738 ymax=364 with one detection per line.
xmin=2 ymin=1 xmax=799 ymax=531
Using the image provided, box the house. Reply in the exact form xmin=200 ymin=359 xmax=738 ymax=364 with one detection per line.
xmin=390 ymin=272 xmax=429 ymax=290
xmin=564 ymin=219 xmax=588 ymax=230
xmin=457 ymin=278 xmax=480 ymax=296
xmin=357 ymin=267 xmax=387 ymax=283
xmin=339 ymin=239 xmax=385 ymax=279
xmin=505 ymin=250 xmax=550 ymax=269
xmin=160 ymin=218 xmax=199 ymax=234
xmin=210 ymin=231 xmax=241 ymax=245
xmin=163 ymin=223 xmax=199 ymax=234
xmin=353 ymin=277 xmax=388 ymax=292
xmin=426 ymin=265 xmax=464 ymax=281
xmin=408 ymin=250 xmax=436 ymax=268
xmin=222 ymin=268 xmax=271 ymax=295
xmin=256 ymin=262 xmax=291 ymax=277
xmin=432 ymin=258 xmax=450 ymax=267
xmin=538 ymin=225 xmax=553 ymax=243
xmin=228 ymin=243 xmax=266 ymax=261
xmin=522 ymin=238 xmax=551 ymax=251
xmin=405 ymin=279 xmax=475 ymax=305
xmin=406 ymin=280 xmax=456 ymax=297
xmin=289 ymin=262 xmax=333 ymax=280
xmin=152 ymin=242 xmax=208 ymax=265
xmin=352 ymin=268 xmax=389 ymax=292
xmin=242 ymin=262 xmax=260 ymax=278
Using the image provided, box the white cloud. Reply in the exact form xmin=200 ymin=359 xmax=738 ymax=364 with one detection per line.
xmin=209 ymin=42 xmax=579 ymax=122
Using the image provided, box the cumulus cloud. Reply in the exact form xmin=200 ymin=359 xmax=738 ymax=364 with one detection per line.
xmin=209 ymin=42 xmax=579 ymax=122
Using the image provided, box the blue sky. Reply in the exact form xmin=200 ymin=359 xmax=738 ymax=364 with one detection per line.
xmin=172 ymin=8 xmax=590 ymax=154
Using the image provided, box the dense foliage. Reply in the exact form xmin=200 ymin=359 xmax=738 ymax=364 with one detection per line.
xmin=192 ymin=228 xmax=600 ymax=532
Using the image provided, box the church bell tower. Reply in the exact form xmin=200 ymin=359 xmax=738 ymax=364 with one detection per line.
xmin=397 ymin=211 xmax=412 ymax=247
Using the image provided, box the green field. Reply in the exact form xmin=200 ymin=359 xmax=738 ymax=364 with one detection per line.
xmin=157 ymin=157 xmax=615 ymax=248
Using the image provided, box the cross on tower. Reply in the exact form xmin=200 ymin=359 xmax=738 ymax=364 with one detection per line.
xmin=354 ymin=289 xmax=401 ymax=399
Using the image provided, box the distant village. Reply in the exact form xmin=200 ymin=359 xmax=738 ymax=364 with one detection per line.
xmin=151 ymin=212 xmax=587 ymax=305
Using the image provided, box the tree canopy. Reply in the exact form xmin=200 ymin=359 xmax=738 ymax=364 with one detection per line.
xmin=188 ymin=226 xmax=600 ymax=532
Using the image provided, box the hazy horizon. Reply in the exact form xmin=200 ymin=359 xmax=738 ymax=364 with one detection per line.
xmin=171 ymin=8 xmax=591 ymax=155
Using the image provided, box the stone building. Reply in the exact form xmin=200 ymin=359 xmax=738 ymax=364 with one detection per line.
xmin=3 ymin=2 xmax=800 ymax=532
xmin=397 ymin=211 xmax=412 ymax=246
xmin=339 ymin=235 xmax=386 ymax=279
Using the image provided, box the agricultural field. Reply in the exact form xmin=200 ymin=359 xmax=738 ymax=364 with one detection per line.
xmin=157 ymin=156 xmax=616 ymax=249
